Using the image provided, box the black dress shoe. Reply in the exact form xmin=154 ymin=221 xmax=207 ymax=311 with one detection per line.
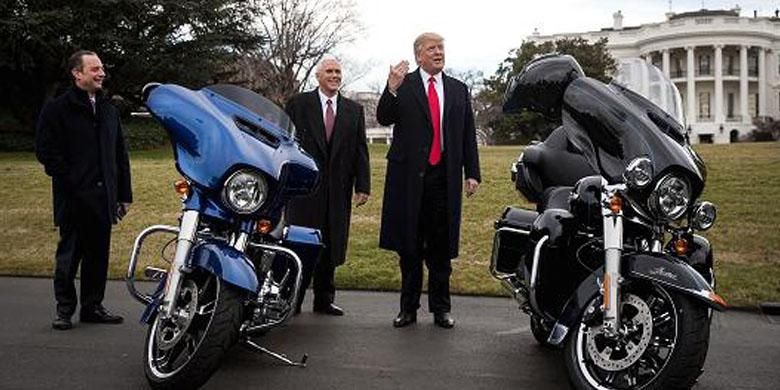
xmin=80 ymin=306 xmax=124 ymax=324
xmin=313 ymin=303 xmax=344 ymax=316
xmin=52 ymin=315 xmax=73 ymax=330
xmin=393 ymin=311 xmax=417 ymax=328
xmin=433 ymin=312 xmax=455 ymax=329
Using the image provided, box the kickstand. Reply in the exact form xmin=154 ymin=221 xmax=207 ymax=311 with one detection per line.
xmin=242 ymin=337 xmax=308 ymax=368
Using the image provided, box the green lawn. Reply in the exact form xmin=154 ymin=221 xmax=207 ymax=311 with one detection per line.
xmin=1 ymin=143 xmax=778 ymax=307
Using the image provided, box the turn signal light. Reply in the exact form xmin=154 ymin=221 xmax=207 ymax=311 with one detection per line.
xmin=256 ymin=219 xmax=273 ymax=235
xmin=674 ymin=238 xmax=688 ymax=255
xmin=609 ymin=195 xmax=623 ymax=214
xmin=602 ymin=273 xmax=611 ymax=310
xmin=708 ymin=292 xmax=729 ymax=308
xmin=173 ymin=179 xmax=190 ymax=199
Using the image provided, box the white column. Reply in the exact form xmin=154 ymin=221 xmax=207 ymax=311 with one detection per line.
xmin=645 ymin=53 xmax=653 ymax=65
xmin=758 ymin=47 xmax=767 ymax=117
xmin=686 ymin=46 xmax=696 ymax=125
xmin=714 ymin=45 xmax=724 ymax=123
xmin=662 ymin=49 xmax=670 ymax=76
xmin=740 ymin=45 xmax=749 ymax=123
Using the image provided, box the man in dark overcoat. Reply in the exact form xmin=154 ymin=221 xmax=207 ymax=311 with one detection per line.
xmin=377 ymin=32 xmax=481 ymax=329
xmin=36 ymin=50 xmax=133 ymax=330
xmin=285 ymin=57 xmax=371 ymax=315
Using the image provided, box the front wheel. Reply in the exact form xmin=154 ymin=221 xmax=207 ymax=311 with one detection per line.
xmin=144 ymin=271 xmax=243 ymax=389
xmin=564 ymin=283 xmax=710 ymax=390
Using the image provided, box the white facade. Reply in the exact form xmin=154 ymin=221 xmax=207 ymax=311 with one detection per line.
xmin=528 ymin=8 xmax=780 ymax=144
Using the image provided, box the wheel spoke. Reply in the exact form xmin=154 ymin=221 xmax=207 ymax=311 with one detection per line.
xmin=197 ymin=300 xmax=216 ymax=316
xmin=653 ymin=311 xmax=672 ymax=327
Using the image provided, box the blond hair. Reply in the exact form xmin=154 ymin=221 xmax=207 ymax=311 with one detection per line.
xmin=413 ymin=32 xmax=444 ymax=56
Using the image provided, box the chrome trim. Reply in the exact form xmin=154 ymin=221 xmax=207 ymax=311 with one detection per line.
xmin=489 ymin=227 xmax=531 ymax=306
xmin=548 ymin=323 xmax=569 ymax=345
xmin=530 ymin=235 xmax=549 ymax=289
xmin=232 ymin=232 xmax=250 ymax=252
xmin=161 ymin=210 xmax=200 ymax=319
xmin=528 ymin=235 xmax=550 ymax=314
xmin=126 ymin=225 xmax=180 ymax=305
xmin=601 ymin=181 xmax=624 ymax=337
xmin=242 ymin=242 xmax=305 ymax=334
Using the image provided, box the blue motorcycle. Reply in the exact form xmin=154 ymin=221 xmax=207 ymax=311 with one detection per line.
xmin=126 ymin=83 xmax=321 ymax=388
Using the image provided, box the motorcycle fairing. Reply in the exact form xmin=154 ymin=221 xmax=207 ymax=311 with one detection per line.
xmin=547 ymin=252 xmax=725 ymax=346
xmin=145 ymin=84 xmax=318 ymax=196
xmin=561 ymin=77 xmax=704 ymax=197
xmin=189 ymin=240 xmax=259 ymax=293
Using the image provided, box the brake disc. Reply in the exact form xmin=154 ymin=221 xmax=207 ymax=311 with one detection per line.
xmin=156 ymin=279 xmax=199 ymax=351
xmin=585 ymin=293 xmax=654 ymax=371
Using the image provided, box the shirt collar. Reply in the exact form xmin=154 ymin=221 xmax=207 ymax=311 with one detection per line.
xmin=419 ymin=68 xmax=443 ymax=85
xmin=318 ymin=88 xmax=338 ymax=106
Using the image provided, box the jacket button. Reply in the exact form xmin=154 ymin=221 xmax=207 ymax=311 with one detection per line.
xmin=419 ymin=172 xmax=425 ymax=178
xmin=97 ymin=181 xmax=103 ymax=187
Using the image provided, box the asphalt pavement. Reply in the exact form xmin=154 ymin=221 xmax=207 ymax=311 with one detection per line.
xmin=0 ymin=276 xmax=778 ymax=390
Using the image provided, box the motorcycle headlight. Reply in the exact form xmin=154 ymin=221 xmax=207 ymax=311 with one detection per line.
xmin=648 ymin=174 xmax=690 ymax=221
xmin=221 ymin=169 xmax=268 ymax=214
xmin=623 ymin=157 xmax=653 ymax=189
xmin=690 ymin=201 xmax=717 ymax=231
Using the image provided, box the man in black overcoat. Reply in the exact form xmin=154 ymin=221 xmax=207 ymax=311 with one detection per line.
xmin=285 ymin=57 xmax=371 ymax=315
xmin=36 ymin=51 xmax=133 ymax=330
xmin=377 ymin=32 xmax=481 ymax=329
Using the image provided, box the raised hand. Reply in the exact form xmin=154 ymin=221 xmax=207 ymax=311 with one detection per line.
xmin=387 ymin=60 xmax=410 ymax=94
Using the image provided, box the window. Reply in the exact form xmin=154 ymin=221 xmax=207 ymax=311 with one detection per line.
xmin=698 ymin=92 xmax=711 ymax=119
xmin=728 ymin=93 xmax=735 ymax=118
xmin=727 ymin=55 xmax=736 ymax=75
xmin=699 ymin=55 xmax=711 ymax=75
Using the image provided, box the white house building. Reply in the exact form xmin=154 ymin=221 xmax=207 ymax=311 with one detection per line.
xmin=528 ymin=7 xmax=780 ymax=144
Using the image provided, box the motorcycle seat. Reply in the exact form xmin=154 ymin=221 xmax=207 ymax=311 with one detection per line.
xmin=541 ymin=186 xmax=573 ymax=211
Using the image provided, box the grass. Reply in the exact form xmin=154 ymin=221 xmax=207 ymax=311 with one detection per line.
xmin=1 ymin=143 xmax=778 ymax=308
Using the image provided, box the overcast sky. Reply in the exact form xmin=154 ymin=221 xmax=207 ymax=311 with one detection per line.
xmin=336 ymin=0 xmax=777 ymax=91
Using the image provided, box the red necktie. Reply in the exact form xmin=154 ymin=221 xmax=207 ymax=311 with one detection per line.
xmin=427 ymin=77 xmax=441 ymax=165
xmin=325 ymin=99 xmax=335 ymax=142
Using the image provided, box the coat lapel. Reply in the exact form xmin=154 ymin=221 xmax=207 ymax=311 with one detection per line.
xmin=307 ymin=90 xmax=328 ymax=156
xmin=409 ymin=70 xmax=433 ymax=127
xmin=329 ymin=94 xmax=348 ymax=160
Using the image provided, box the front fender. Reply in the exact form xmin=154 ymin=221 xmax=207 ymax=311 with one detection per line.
xmin=190 ymin=240 xmax=259 ymax=293
xmin=547 ymin=251 xmax=726 ymax=346
xmin=625 ymin=252 xmax=725 ymax=311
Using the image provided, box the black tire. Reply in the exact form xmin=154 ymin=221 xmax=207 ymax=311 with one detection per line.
xmin=144 ymin=274 xmax=243 ymax=389
xmin=530 ymin=314 xmax=557 ymax=349
xmin=564 ymin=283 xmax=710 ymax=390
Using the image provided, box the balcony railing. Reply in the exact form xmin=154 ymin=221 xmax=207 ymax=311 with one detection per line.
xmin=696 ymin=68 xmax=712 ymax=76
xmin=671 ymin=70 xmax=686 ymax=78
xmin=748 ymin=68 xmax=758 ymax=77
xmin=726 ymin=115 xmax=742 ymax=122
xmin=697 ymin=115 xmax=714 ymax=122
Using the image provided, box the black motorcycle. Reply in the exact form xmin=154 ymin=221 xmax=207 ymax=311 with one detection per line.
xmin=490 ymin=55 xmax=727 ymax=389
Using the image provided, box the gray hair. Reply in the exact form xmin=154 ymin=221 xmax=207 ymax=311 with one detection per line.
xmin=315 ymin=56 xmax=341 ymax=75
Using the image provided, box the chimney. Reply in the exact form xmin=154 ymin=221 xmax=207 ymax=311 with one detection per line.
xmin=613 ymin=10 xmax=624 ymax=30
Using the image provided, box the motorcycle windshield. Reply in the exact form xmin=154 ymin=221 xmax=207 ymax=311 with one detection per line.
xmin=145 ymin=84 xmax=318 ymax=191
xmin=561 ymin=60 xmax=705 ymax=196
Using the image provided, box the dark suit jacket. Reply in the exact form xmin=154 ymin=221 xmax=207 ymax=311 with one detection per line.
xmin=35 ymin=86 xmax=133 ymax=226
xmin=376 ymin=69 xmax=480 ymax=259
xmin=285 ymin=89 xmax=370 ymax=265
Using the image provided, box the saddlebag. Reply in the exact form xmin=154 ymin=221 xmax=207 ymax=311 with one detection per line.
xmin=491 ymin=207 xmax=538 ymax=275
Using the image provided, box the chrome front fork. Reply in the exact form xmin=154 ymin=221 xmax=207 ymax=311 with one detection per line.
xmin=160 ymin=210 xmax=200 ymax=320
xmin=601 ymin=182 xmax=625 ymax=337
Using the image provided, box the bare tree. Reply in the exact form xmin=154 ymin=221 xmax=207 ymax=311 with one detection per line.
xmin=236 ymin=0 xmax=362 ymax=105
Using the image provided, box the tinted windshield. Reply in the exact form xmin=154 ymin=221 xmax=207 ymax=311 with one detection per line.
xmin=612 ymin=59 xmax=685 ymax=125
xmin=204 ymin=84 xmax=296 ymax=136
